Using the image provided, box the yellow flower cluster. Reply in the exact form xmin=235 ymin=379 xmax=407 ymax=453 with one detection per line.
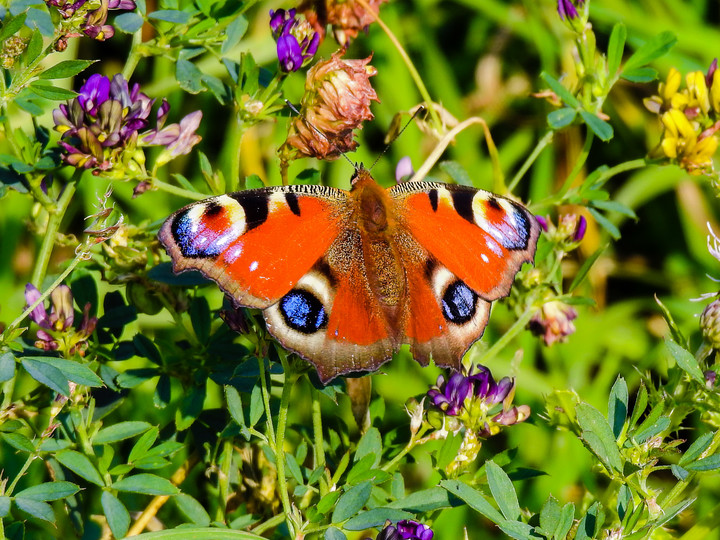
xmin=645 ymin=61 xmax=720 ymax=175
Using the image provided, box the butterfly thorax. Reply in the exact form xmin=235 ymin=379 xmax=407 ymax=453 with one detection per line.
xmin=350 ymin=169 xmax=405 ymax=324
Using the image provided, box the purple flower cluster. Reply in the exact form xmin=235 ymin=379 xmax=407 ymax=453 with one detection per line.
xmin=366 ymin=520 xmax=434 ymax=540
xmin=25 ymin=284 xmax=97 ymax=356
xmin=53 ymin=74 xmax=202 ymax=173
xmin=46 ymin=0 xmax=136 ymax=46
xmin=428 ymin=366 xmax=512 ymax=417
xmin=270 ymin=9 xmax=320 ymax=72
xmin=557 ymin=0 xmax=585 ymax=20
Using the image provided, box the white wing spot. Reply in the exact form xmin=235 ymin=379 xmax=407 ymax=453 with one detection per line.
xmin=249 ymin=261 xmax=258 ymax=272
xmin=481 ymin=253 xmax=490 ymax=263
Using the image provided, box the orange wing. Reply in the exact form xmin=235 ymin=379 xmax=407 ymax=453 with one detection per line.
xmin=158 ymin=185 xmax=349 ymax=308
xmin=391 ymin=181 xmax=539 ymax=301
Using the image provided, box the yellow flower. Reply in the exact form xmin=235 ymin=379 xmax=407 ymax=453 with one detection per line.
xmin=645 ymin=67 xmax=682 ymax=114
xmin=686 ymin=70 xmax=710 ymax=116
xmin=659 ymin=108 xmax=718 ymax=173
xmin=712 ymin=70 xmax=720 ymax=114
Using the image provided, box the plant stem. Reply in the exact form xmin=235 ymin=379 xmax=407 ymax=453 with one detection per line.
xmin=508 ymin=130 xmax=554 ymax=192
xmin=257 ymin=355 xmax=276 ymax=448
xmin=558 ymin=128 xmax=594 ymax=197
xmin=152 ymin=178 xmax=208 ymax=200
xmin=354 ymin=0 xmax=441 ymax=130
xmin=311 ymin=385 xmax=329 ymax=496
xmin=477 ymin=308 xmax=536 ymax=365
xmin=591 ymin=158 xmax=650 ymax=189
xmin=252 ymin=513 xmax=286 ymax=535
xmin=275 ymin=368 xmax=298 ymax=537
xmin=123 ymin=31 xmax=144 ymax=80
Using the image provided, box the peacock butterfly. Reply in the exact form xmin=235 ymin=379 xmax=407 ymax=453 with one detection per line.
xmin=158 ymin=166 xmax=540 ymax=383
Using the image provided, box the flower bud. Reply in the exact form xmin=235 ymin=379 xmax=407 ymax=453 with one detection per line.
xmin=701 ymin=298 xmax=720 ymax=349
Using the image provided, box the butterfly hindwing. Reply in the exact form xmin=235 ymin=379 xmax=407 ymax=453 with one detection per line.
xmin=391 ymin=181 xmax=540 ymax=301
xmin=158 ymin=185 xmax=348 ymax=308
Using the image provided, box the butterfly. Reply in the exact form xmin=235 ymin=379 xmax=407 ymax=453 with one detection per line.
xmin=158 ymin=166 xmax=540 ymax=383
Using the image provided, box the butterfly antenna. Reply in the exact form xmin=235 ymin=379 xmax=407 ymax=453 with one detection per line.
xmin=368 ymin=105 xmax=426 ymax=172
xmin=284 ymin=99 xmax=357 ymax=170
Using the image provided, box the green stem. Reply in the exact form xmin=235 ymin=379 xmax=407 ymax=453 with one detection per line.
xmin=477 ymin=308 xmax=536 ymax=365
xmin=123 ymin=31 xmax=144 ymax=80
xmin=252 ymin=513 xmax=286 ymax=536
xmin=217 ymin=439 xmax=233 ymax=521
xmin=30 ymin=179 xmax=78 ymax=287
xmin=152 ymin=178 xmax=207 ymax=200
xmin=311 ymin=385 xmax=329 ymax=496
xmin=591 ymin=158 xmax=650 ymax=189
xmin=355 ymin=0 xmax=441 ymax=130
xmin=508 ymin=131 xmax=554 ymax=192
xmin=558 ymin=129 xmax=594 ymax=197
xmin=275 ymin=369 xmax=298 ymax=537
xmin=381 ymin=426 xmax=432 ymax=472
xmin=679 ymin=501 xmax=720 ymax=540
xmin=257 ymin=355 xmax=276 ymax=447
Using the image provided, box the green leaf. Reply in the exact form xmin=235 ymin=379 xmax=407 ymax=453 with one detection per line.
xmin=22 ymin=357 xmax=70 ymax=396
xmin=1 ymin=432 xmax=35 ymax=453
xmin=317 ymin=491 xmax=341 ymax=515
xmin=623 ymin=31 xmax=676 ymax=73
xmin=0 ymin=12 xmax=27 ymax=41
xmin=576 ymin=402 xmax=623 ymax=473
xmin=653 ymin=498 xmax=695 ymax=529
xmin=540 ymin=72 xmax=580 ymax=108
xmin=621 ymin=67 xmax=658 ymax=83
xmin=324 ymin=527 xmax=347 ymax=540
xmin=671 ymin=464 xmax=689 ymax=481
xmin=354 ymin=427 xmax=381 ymax=468
xmin=607 ymin=376 xmax=628 ymax=439
xmin=176 ymin=59 xmax=204 ymax=94
xmin=440 ymin=479 xmax=504 ymax=523
xmin=331 ymin=481 xmax=372 ymax=524
xmin=39 ymin=60 xmax=97 ymax=80
xmin=56 ymin=450 xmax=105 ymax=486
xmin=0 ymin=496 xmax=10 ymax=518
xmin=148 ymin=10 xmax=191 ymax=23
xmin=654 ymin=295 xmax=687 ymax=347
xmin=589 ymin=199 xmax=637 ymax=218
xmin=285 ymin=453 xmax=303 ymax=484
xmin=632 ymin=403 xmax=669 ymax=443
xmin=685 ymin=454 xmax=720 ymax=472
xmin=679 ymin=432 xmax=715 ymax=466
xmin=15 ymin=481 xmax=79 ymax=501
xmin=607 ymin=23 xmax=626 ymax=77
xmin=588 ymin=208 xmax=620 ymax=239
xmin=579 ymin=110 xmax=613 ymax=141
xmin=28 ymin=81 xmax=78 ymax=101
xmin=129 ymin=427 xmax=160 ymax=463
xmin=225 ymin=385 xmax=249 ymax=438
xmin=387 ymin=487 xmax=459 ymax=512
xmin=665 ymin=338 xmax=705 ymax=384
xmin=486 ymin=461 xmax=520 ymax=520
xmin=174 ymin=493 xmax=211 ymax=526
xmin=115 ymin=12 xmax=144 ymax=33
xmin=26 ymin=357 xmax=102 ymax=387
xmin=538 ymin=495 xmax=561 ymax=536
xmin=94 ymin=421 xmax=152 ymax=444
xmin=569 ymin=244 xmax=607 ymax=293
xmin=436 ymin=430 xmax=463 ymax=470
xmin=25 ymin=8 xmax=53 ymax=36
xmin=547 ymin=107 xmax=577 ymax=130
xmin=575 ymin=502 xmax=604 ymax=540
xmin=498 ymin=520 xmax=534 ymax=540
xmin=133 ymin=334 xmax=162 ymax=364
xmin=189 ymin=296 xmax=211 ymax=343
xmin=175 ymin=384 xmax=206 ymax=431
xmin=555 ymin=502 xmax=575 ymax=539
xmin=0 ymin=352 xmax=16 ymax=382
xmin=112 ymin=474 xmax=179 ymax=496
xmin=25 ymin=30 xmax=43 ymax=64
xmin=102 ymin=491 xmax=130 ymax=539
xmin=343 ymin=508 xmax=414 ymax=531
xmin=249 ymin=385 xmax=263 ymax=427
xmin=222 ymin=15 xmax=248 ymax=54
xmin=440 ymin=160 xmax=473 ymax=187
xmin=14 ymin=498 xmax=54 ymax=523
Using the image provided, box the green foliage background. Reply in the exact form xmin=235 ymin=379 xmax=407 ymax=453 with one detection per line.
xmin=1 ymin=0 xmax=720 ymax=538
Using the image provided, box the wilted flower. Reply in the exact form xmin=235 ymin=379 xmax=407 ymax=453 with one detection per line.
xmin=1 ymin=36 xmax=29 ymax=68
xmin=25 ymin=284 xmax=97 ymax=356
xmin=705 ymin=370 xmax=717 ymax=389
xmin=529 ymin=300 xmax=578 ymax=346
xmin=53 ymin=74 xmax=202 ymax=174
xmin=280 ymin=52 xmax=378 ymax=162
xmin=301 ymin=0 xmax=388 ymax=47
xmin=46 ymin=0 xmax=136 ymax=47
xmin=365 ymin=520 xmax=434 ymax=540
xmin=269 ymin=9 xmax=320 ymax=72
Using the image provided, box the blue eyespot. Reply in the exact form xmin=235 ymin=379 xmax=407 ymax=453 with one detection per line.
xmin=280 ymin=290 xmax=328 ymax=334
xmin=441 ymin=281 xmax=477 ymax=324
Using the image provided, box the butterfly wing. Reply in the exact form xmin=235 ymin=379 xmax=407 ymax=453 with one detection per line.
xmin=263 ymin=229 xmax=397 ymax=383
xmin=391 ymin=181 xmax=540 ymax=301
xmin=159 ymin=185 xmax=349 ymax=309
xmin=390 ymin=181 xmax=539 ymax=369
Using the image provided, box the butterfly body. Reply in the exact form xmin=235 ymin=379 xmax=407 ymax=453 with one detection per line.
xmin=159 ymin=167 xmax=539 ymax=382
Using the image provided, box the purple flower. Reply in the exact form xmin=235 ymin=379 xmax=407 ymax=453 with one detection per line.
xmin=367 ymin=520 xmax=434 ymax=540
xmin=46 ymin=0 xmax=136 ymax=44
xmin=706 ymin=59 xmax=718 ymax=88
xmin=24 ymin=284 xmax=97 ymax=356
xmin=469 ymin=365 xmax=513 ymax=405
xmin=269 ymin=9 xmax=320 ymax=72
xmin=528 ymin=300 xmax=578 ymax=346
xmin=557 ymin=0 xmax=584 ymax=20
xmin=536 ymin=215 xmax=549 ymax=232
xmin=395 ymin=156 xmax=414 ymax=183
xmin=574 ymin=214 xmax=587 ymax=241
xmin=54 ymin=74 xmax=201 ymax=173
xmin=428 ymin=372 xmax=472 ymax=416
